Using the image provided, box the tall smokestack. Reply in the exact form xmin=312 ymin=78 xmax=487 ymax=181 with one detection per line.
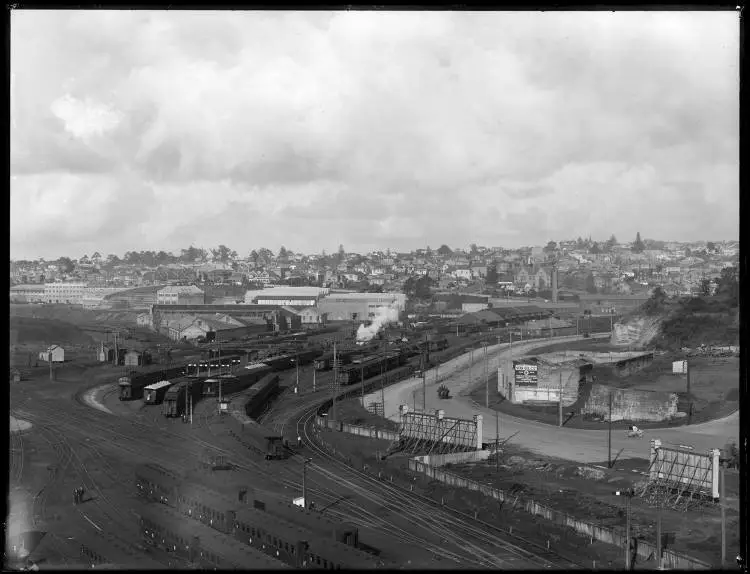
xmin=552 ymin=267 xmax=558 ymax=303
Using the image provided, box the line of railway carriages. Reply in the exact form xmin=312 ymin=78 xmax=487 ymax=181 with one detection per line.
xmin=225 ymin=374 xmax=285 ymax=459
xmin=134 ymin=463 xmax=386 ymax=569
xmin=138 ymin=499 xmax=290 ymax=570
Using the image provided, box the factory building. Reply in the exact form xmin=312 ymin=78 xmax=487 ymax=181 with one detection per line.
xmin=9 ymin=284 xmax=46 ymax=303
xmin=43 ymin=282 xmax=87 ymax=304
xmin=156 ymin=285 xmax=205 ymax=305
xmin=244 ymin=286 xmax=328 ymax=306
xmin=318 ymin=292 xmax=406 ymax=322
xmin=497 ymin=356 xmax=593 ymax=406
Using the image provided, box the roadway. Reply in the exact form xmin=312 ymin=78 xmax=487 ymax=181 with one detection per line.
xmin=366 ymin=335 xmax=739 ymax=464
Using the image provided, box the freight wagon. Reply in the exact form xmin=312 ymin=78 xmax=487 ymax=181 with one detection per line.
xmin=144 ymin=380 xmax=173 ymax=405
xmin=118 ymin=364 xmax=187 ymax=401
xmin=202 ymin=362 xmax=273 ymax=397
xmin=313 ymin=345 xmax=377 ymax=371
xmin=338 ymin=351 xmax=408 ymax=385
xmin=236 ymin=373 xmax=280 ymax=419
xmin=138 ymin=500 xmax=289 ymax=570
xmin=162 ymin=378 xmax=203 ymax=418
xmin=134 ymin=464 xmax=386 ymax=569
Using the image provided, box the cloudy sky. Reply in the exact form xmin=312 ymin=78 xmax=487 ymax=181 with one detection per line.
xmin=10 ymin=10 xmax=738 ymax=260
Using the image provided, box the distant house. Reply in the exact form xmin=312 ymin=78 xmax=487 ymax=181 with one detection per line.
xmin=39 ymin=345 xmax=64 ymax=363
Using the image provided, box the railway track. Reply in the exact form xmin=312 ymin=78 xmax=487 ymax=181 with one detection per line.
xmin=296 ymin=403 xmax=585 ymax=570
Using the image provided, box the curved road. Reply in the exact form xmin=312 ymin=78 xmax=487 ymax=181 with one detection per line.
xmin=367 ymin=335 xmax=739 ymax=464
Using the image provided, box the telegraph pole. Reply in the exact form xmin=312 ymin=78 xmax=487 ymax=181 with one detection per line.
xmin=331 ymin=342 xmax=338 ymax=420
xmin=48 ymin=349 xmax=53 ymax=382
xmin=686 ymin=360 xmax=692 ymax=425
xmin=495 ymin=409 xmax=499 ymax=473
xmin=360 ymin=362 xmax=365 ymax=406
xmin=608 ymin=391 xmax=613 ymax=468
xmin=380 ymin=343 xmax=385 ymax=415
xmin=721 ymin=460 xmax=726 ymax=568
xmin=484 ymin=343 xmax=489 ymax=408
xmin=558 ymin=371 xmax=563 ymax=427
xmin=421 ymin=349 xmax=427 ymax=413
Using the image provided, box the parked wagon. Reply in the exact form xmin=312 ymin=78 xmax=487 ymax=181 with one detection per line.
xmin=144 ymin=380 xmax=173 ymax=405
xmin=162 ymin=378 xmax=203 ymax=418
xmin=202 ymin=362 xmax=272 ymax=398
xmin=119 ymin=365 xmax=186 ymax=401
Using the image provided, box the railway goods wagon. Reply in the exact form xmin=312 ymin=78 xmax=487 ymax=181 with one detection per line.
xmin=162 ymin=379 xmax=203 ymax=418
xmin=143 ymin=380 xmax=173 ymax=405
xmin=292 ymin=347 xmax=323 ymax=367
xmin=119 ymin=364 xmax=186 ymax=401
xmin=313 ymin=345 xmax=373 ymax=371
xmin=201 ymin=362 xmax=272 ymax=397
xmin=240 ymin=373 xmax=280 ymax=419
xmin=138 ymin=500 xmax=289 ymax=570
xmin=338 ymin=351 xmax=407 ymax=385
xmin=227 ymin=408 xmax=287 ymax=460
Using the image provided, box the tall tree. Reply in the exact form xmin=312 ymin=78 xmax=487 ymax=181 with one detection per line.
xmin=338 ymin=244 xmax=346 ymax=261
xmin=590 ymin=243 xmax=602 ymax=255
xmin=543 ymin=240 xmax=557 ymax=253
xmin=706 ymin=241 xmax=716 ymax=253
xmin=56 ymin=257 xmax=75 ymax=273
xmin=278 ymin=246 xmax=288 ymax=259
xmin=606 ymin=234 xmax=618 ymax=248
xmin=437 ymin=244 xmax=453 ymax=256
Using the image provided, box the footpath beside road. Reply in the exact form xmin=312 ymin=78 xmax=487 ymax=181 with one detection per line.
xmin=366 ymin=335 xmax=739 ymax=464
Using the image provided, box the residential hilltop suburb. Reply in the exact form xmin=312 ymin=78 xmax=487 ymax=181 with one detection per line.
xmin=7 ymin=236 xmax=740 ymax=570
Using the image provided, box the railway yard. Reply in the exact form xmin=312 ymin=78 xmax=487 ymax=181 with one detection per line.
xmin=6 ymin=311 xmax=741 ymax=570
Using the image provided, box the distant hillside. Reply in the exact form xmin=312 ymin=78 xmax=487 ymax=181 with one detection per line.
xmin=614 ymin=271 xmax=739 ymax=351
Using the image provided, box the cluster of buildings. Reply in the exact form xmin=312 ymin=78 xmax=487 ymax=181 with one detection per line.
xmin=10 ymin=239 xmax=738 ymax=320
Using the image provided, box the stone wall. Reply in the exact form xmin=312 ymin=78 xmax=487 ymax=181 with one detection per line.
xmin=581 ymin=385 xmax=678 ymax=422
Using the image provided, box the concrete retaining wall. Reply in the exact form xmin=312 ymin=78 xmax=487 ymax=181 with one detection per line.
xmin=315 ymin=416 xmax=400 ymax=442
xmin=413 ymin=450 xmax=491 ymax=467
xmin=581 ymin=385 xmax=678 ymax=422
xmin=408 ymin=459 xmax=711 ymax=570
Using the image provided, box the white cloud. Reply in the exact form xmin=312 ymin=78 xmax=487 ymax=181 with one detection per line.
xmin=9 ymin=10 xmax=739 ymax=259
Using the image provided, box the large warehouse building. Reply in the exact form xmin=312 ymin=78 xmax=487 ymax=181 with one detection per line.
xmin=318 ymin=292 xmax=406 ymax=322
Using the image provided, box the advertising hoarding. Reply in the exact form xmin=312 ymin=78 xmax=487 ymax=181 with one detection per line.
xmin=514 ymin=362 xmax=539 ymax=387
xmin=672 ymin=360 xmax=688 ymax=374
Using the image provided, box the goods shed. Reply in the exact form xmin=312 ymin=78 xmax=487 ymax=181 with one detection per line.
xmin=39 ymin=345 xmax=64 ymax=363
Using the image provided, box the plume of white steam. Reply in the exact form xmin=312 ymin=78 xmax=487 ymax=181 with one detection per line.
xmin=356 ymin=306 xmax=399 ymax=343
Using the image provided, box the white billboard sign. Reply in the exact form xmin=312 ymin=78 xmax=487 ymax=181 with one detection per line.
xmin=672 ymin=360 xmax=688 ymax=374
